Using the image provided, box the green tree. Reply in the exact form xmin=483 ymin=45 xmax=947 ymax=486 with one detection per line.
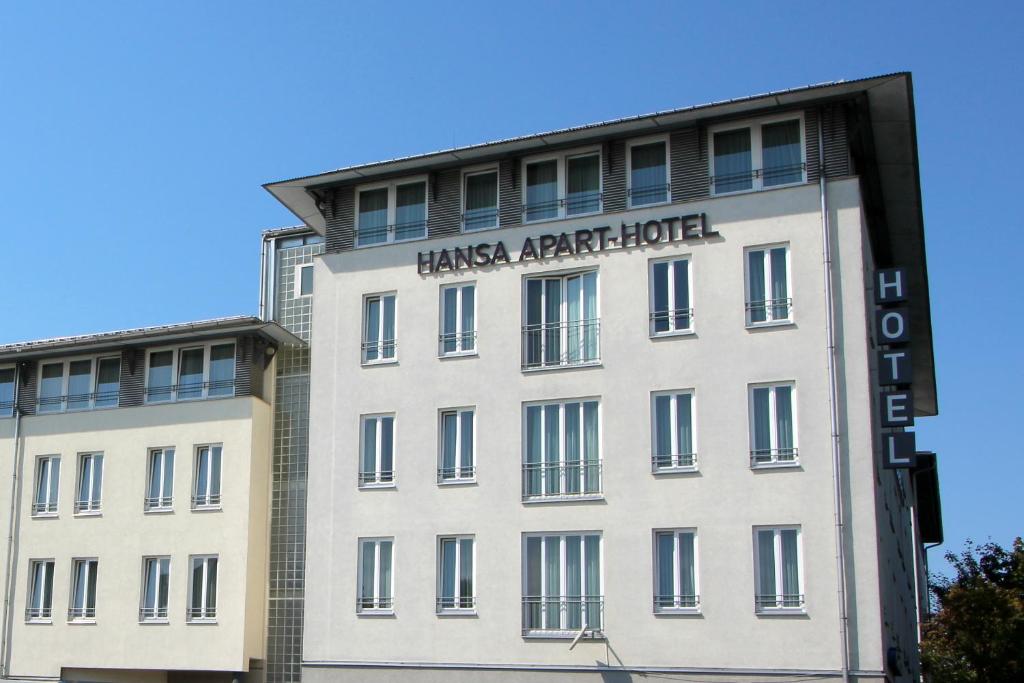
xmin=920 ymin=537 xmax=1024 ymax=682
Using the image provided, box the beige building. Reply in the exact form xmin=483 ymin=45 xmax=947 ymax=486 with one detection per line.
xmin=0 ymin=317 xmax=301 ymax=683
xmin=264 ymin=73 xmax=943 ymax=681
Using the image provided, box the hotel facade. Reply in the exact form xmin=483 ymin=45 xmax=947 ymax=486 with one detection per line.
xmin=264 ymin=72 xmax=942 ymax=682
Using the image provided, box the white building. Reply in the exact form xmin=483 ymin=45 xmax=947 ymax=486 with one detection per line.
xmin=264 ymin=72 xmax=943 ymax=682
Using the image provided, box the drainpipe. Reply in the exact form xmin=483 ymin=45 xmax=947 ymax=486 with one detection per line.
xmin=1 ymin=362 xmax=24 ymax=678
xmin=819 ymin=106 xmax=851 ymax=683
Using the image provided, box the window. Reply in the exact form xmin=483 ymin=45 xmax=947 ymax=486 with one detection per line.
xmin=651 ymin=391 xmax=696 ymax=471
xmin=140 ymin=557 xmax=170 ymax=621
xmin=745 ymin=245 xmax=791 ymax=324
xmin=523 ymin=400 xmax=600 ymax=500
xmin=145 ymin=448 xmax=174 ymax=511
xmin=75 ymin=453 xmax=102 ymax=514
xmin=296 ymin=264 xmax=314 ymax=298
xmin=522 ymin=271 xmax=599 ymax=369
xmin=754 ymin=527 xmax=804 ymax=611
xmin=0 ymin=367 xmax=15 ymax=417
xmin=357 ymin=538 xmax=393 ymax=612
xmin=749 ymin=383 xmax=797 ymax=466
xmin=523 ymin=533 xmax=602 ymax=636
xmin=523 ymin=150 xmax=601 ymax=222
xmin=654 ymin=530 xmax=698 ymax=611
xmin=649 ymin=257 xmax=692 ymax=335
xmin=359 ymin=414 xmax=394 ymax=487
xmin=439 ymin=284 xmax=476 ymax=356
xmin=69 ymin=558 xmax=97 ymax=621
xmin=36 ymin=356 xmax=120 ymax=413
xmin=356 ymin=179 xmax=427 ymax=246
xmin=711 ymin=117 xmax=804 ymax=195
xmin=628 ymin=138 xmax=669 ymax=207
xmin=145 ymin=342 xmax=236 ymax=403
xmin=438 ymin=408 xmax=474 ymax=482
xmin=26 ymin=559 xmax=54 ymax=621
xmin=188 ymin=555 xmax=217 ymax=621
xmin=193 ymin=446 xmax=222 ymax=508
xmin=33 ymin=455 xmax=60 ymax=515
xmin=437 ymin=536 xmax=474 ymax=612
xmin=362 ymin=293 xmax=397 ymax=363
xmin=463 ymin=169 xmax=498 ymax=231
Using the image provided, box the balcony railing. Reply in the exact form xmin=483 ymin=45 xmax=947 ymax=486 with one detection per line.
xmin=25 ymin=606 xmax=51 ymax=620
xmin=654 ymin=594 xmax=700 ymax=611
xmin=521 ymin=319 xmax=600 ymax=370
xmin=68 ymin=606 xmax=95 ymax=620
xmin=362 ymin=339 xmax=397 ymax=364
xmin=437 ymin=465 xmax=475 ymax=483
xmin=1 ymin=399 xmax=16 ymax=417
xmin=746 ymin=298 xmax=792 ymax=324
xmin=750 ymin=448 xmax=799 ymax=467
xmin=650 ymin=307 xmax=694 ymax=335
xmin=32 ymin=500 xmax=58 ymax=515
xmin=144 ymin=495 xmax=173 ymax=511
xmin=628 ymin=183 xmax=670 ymax=206
xmin=712 ymin=163 xmax=806 ymax=194
xmin=357 ymin=596 xmax=393 ymax=611
xmin=357 ymin=219 xmax=427 ymax=245
xmin=186 ymin=606 xmax=216 ymax=621
xmin=755 ymin=593 xmax=805 ymax=611
xmin=463 ymin=208 xmax=498 ymax=231
xmin=436 ymin=596 xmax=476 ymax=611
xmin=73 ymin=499 xmax=101 ymax=514
xmin=145 ymin=379 xmax=235 ymax=403
xmin=358 ymin=470 xmax=395 ymax=487
xmin=522 ymin=596 xmax=604 ymax=635
xmin=191 ymin=493 xmax=221 ymax=508
xmin=523 ymin=192 xmax=602 ymax=222
xmin=522 ymin=461 xmax=602 ymax=500
xmin=651 ymin=453 xmax=697 ymax=471
xmin=36 ymin=389 xmax=120 ymax=413
xmin=139 ymin=606 xmax=168 ymax=621
xmin=438 ymin=331 xmax=476 ymax=356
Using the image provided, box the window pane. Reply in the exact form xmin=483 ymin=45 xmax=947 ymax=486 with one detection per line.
xmin=630 ymin=142 xmax=667 ymax=205
xmin=676 ymin=394 xmax=693 ymax=458
xmin=95 ymin=357 xmax=120 ymax=407
xmin=780 ymin=530 xmax=799 ymax=602
xmin=461 ymin=286 xmax=475 ymax=352
xmin=654 ymin=395 xmax=672 ymax=459
xmin=565 ymin=536 xmax=582 ymax=629
xmin=358 ymin=188 xmax=388 ymax=246
xmin=209 ymin=344 xmax=235 ymax=396
xmin=464 ymin=172 xmax=498 ymax=230
xmin=752 ymin=388 xmax=771 ymax=455
xmin=48 ymin=459 xmax=59 ymax=507
xmin=381 ymin=296 xmax=396 ymax=359
xmin=770 ymin=247 xmax=789 ymax=319
xmin=459 ymin=411 xmax=474 ymax=471
xmin=39 ymin=363 xmax=63 ymax=412
xmin=775 ymin=386 xmax=794 ymax=456
xmin=91 ymin=456 xmax=103 ymax=503
xmin=191 ymin=559 xmax=203 ymax=611
xmin=205 ymin=558 xmax=217 ymax=610
xmin=442 ymin=288 xmax=458 ymax=354
xmin=584 ymin=535 xmax=601 ymax=629
xmin=148 ymin=351 xmax=173 ymax=402
xmin=678 ymin=532 xmax=696 ymax=603
xmin=714 ymin=129 xmax=752 ymax=193
xmin=395 ymin=182 xmax=426 ymax=241
xmin=361 ymin=419 xmax=377 ymax=477
xmin=360 ymin=542 xmax=375 ymax=603
xmin=378 ymin=541 xmax=392 ymax=601
xmin=440 ymin=412 xmax=457 ymax=476
xmin=67 ymin=360 xmax=92 ymax=410
xmin=158 ymin=559 xmax=170 ymax=610
xmin=526 ymin=160 xmax=558 ymax=221
xmin=86 ymin=561 xmax=97 ymax=610
xmin=299 ymin=265 xmax=314 ymax=296
xmin=543 ymin=279 xmax=561 ymax=365
xmin=148 ymin=452 xmax=163 ymax=500
xmin=440 ymin=539 xmax=456 ymax=602
xmin=196 ymin=449 xmax=209 ymax=499
xmin=757 ymin=530 xmax=777 ymax=601
xmin=178 ymin=348 xmax=204 ymax=399
xmin=673 ymin=260 xmax=690 ymax=330
xmin=543 ymin=405 xmax=560 ymax=495
xmin=583 ymin=401 xmax=599 ymax=493
xmin=566 ymin=154 xmax=600 ymax=215
xmin=209 ymin=447 xmax=221 ymax=496
xmin=525 ymin=537 xmax=542 ymax=629
xmin=762 ymin=120 xmax=802 ymax=186
xmin=459 ymin=538 xmax=473 ymax=605
xmin=0 ymin=368 xmax=14 ymax=416
xmin=162 ymin=450 xmax=175 ymax=499
xmin=365 ymin=298 xmax=381 ymax=361
xmin=656 ymin=533 xmax=674 ymax=607
xmin=525 ymin=406 xmax=542 ymax=496
xmin=747 ymin=250 xmax=767 ymax=323
xmin=544 ymin=537 xmax=560 ymax=627
xmin=379 ymin=417 xmax=394 ymax=479
xmin=651 ymin=261 xmax=669 ymax=333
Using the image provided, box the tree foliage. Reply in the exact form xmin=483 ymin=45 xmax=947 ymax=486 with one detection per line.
xmin=920 ymin=537 xmax=1024 ymax=682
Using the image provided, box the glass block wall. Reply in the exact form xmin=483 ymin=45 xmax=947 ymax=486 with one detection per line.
xmin=265 ymin=233 xmax=322 ymax=683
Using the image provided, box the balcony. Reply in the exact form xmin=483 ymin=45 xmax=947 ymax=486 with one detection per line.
xmin=356 ymin=219 xmax=427 ymax=246
xmin=628 ymin=183 xmax=670 ymax=206
xmin=755 ymin=593 xmax=805 ymax=611
xmin=523 ymin=192 xmax=602 ymax=222
xmin=1 ymin=399 xmax=15 ymax=417
xmin=37 ymin=388 xmax=119 ymax=413
xmin=750 ymin=448 xmax=799 ymax=467
xmin=712 ymin=163 xmax=806 ymax=195
xmin=462 ymin=207 xmax=498 ymax=232
xmin=521 ymin=320 xmax=600 ymax=371
xmin=522 ymin=461 xmax=601 ymax=501
xmin=521 ymin=596 xmax=603 ymax=636
xmin=145 ymin=379 xmax=235 ymax=404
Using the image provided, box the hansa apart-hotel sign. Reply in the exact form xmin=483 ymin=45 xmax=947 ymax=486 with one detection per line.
xmin=875 ymin=268 xmax=918 ymax=469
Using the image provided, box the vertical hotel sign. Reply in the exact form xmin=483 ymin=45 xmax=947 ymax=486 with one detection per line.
xmin=875 ymin=268 xmax=916 ymax=468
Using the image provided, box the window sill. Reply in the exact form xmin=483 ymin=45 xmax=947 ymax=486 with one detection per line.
xmin=745 ymin=319 xmax=794 ymax=330
xmin=73 ymin=510 xmax=102 ymax=518
xmin=522 ymin=494 xmax=604 ymax=505
xmin=438 ymin=351 xmax=478 ymax=360
xmin=653 ymin=608 xmax=702 ymax=617
xmin=521 ymin=361 xmax=603 ymax=374
xmin=191 ymin=505 xmax=223 ymax=513
xmin=358 ymin=482 xmax=397 ymax=490
xmin=436 ymin=608 xmax=478 ymax=618
xmin=68 ymin=619 xmax=96 ymax=625
xmin=650 ymin=329 xmax=695 ymax=340
xmin=652 ymin=465 xmax=699 ymax=475
xmin=750 ymin=461 xmax=801 ymax=471
xmin=523 ymin=630 xmax=605 ymax=641
xmin=627 ymin=198 xmax=670 ymax=210
xmin=361 ymin=359 xmax=399 ymax=367
xmin=144 ymin=507 xmax=175 ymax=515
xmin=437 ymin=478 xmax=477 ymax=487
xmin=461 ymin=223 xmax=500 ymax=234
xmin=186 ymin=619 xmax=218 ymax=625
xmin=31 ymin=512 xmax=58 ymax=519
xmin=25 ymin=618 xmax=52 ymax=625
xmin=755 ymin=607 xmax=807 ymax=617
xmin=139 ymin=618 xmax=170 ymax=625
xmin=356 ymin=610 xmax=395 ymax=618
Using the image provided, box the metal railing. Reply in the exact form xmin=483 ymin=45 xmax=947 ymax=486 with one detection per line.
xmin=650 ymin=307 xmax=694 ymax=335
xmin=74 ymin=499 xmax=101 ymax=514
xmin=361 ymin=340 xmax=397 ymax=363
xmin=357 ymin=596 xmax=393 ymax=611
xmin=746 ymin=298 xmax=793 ymax=323
xmin=628 ymin=183 xmax=670 ymax=205
xmin=522 ymin=596 xmax=604 ymax=634
xmin=32 ymin=500 xmax=58 ymax=515
xmin=750 ymin=448 xmax=799 ymax=467
xmin=68 ymin=606 xmax=95 ymax=620
xmin=651 ymin=453 xmax=697 ymax=471
xmin=25 ymin=606 xmax=51 ymax=620
xmin=522 ymin=462 xmax=602 ymax=500
xmin=36 ymin=389 xmax=120 ymax=412
xmin=521 ymin=319 xmax=600 ymax=370
xmin=437 ymin=465 xmax=475 ymax=482
xmin=755 ymin=593 xmax=805 ymax=610
xmin=654 ymin=594 xmax=700 ymax=610
xmin=146 ymin=379 xmax=235 ymax=403
xmin=711 ymin=163 xmax=806 ymax=194
xmin=358 ymin=470 xmax=395 ymax=487
xmin=139 ymin=606 xmax=168 ymax=621
xmin=463 ymin=208 xmax=498 ymax=231
xmin=522 ymin=192 xmax=603 ymax=221
xmin=356 ymin=219 xmax=427 ymax=245
xmin=191 ymin=493 xmax=221 ymax=508
xmin=436 ymin=596 xmax=476 ymax=611
xmin=438 ymin=331 xmax=477 ymax=356
xmin=187 ymin=606 xmax=216 ymax=621
xmin=144 ymin=495 xmax=173 ymax=511
xmin=0 ymin=399 xmax=14 ymax=417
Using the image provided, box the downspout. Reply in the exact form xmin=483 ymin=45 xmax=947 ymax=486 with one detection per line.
xmin=819 ymin=107 xmax=851 ymax=683
xmin=0 ymin=362 xmax=23 ymax=678
xmin=259 ymin=235 xmax=269 ymax=321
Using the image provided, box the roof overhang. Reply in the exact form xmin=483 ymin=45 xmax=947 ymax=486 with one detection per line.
xmin=0 ymin=316 xmax=305 ymax=363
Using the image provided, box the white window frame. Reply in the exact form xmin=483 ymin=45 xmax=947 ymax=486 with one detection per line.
xmin=187 ymin=554 xmax=218 ymax=622
xmin=521 ymin=532 xmax=603 ymax=638
xmin=438 ymin=282 xmax=477 ymax=357
xmin=744 ymin=243 xmax=793 ymax=326
xmin=294 ymin=263 xmax=314 ymax=299
xmin=359 ymin=414 xmax=396 ymax=488
xmin=145 ymin=447 xmax=175 ymax=512
xmin=139 ymin=556 xmax=171 ymax=623
xmin=357 ymin=537 xmax=394 ymax=614
xmin=361 ymin=292 xmax=398 ymax=365
xmin=650 ymin=390 xmax=697 ymax=472
xmin=437 ymin=407 xmax=475 ymax=484
xmin=354 ymin=176 xmax=429 ymax=248
xmin=436 ymin=535 xmax=475 ymax=613
xmin=32 ymin=455 xmax=60 ymax=516
xmin=521 ymin=397 xmax=603 ymax=502
xmin=521 ymin=146 xmax=603 ymax=223
xmin=462 ymin=166 xmax=500 ymax=232
xmin=709 ymin=113 xmax=806 ymax=196
xmin=626 ymin=134 xmax=671 ymax=208
xmin=35 ymin=354 xmax=121 ymax=413
xmin=753 ymin=526 xmax=805 ymax=613
xmin=68 ymin=557 xmax=98 ymax=622
xmin=144 ymin=340 xmax=237 ymax=404
xmin=192 ymin=444 xmax=223 ymax=509
xmin=74 ymin=452 xmax=103 ymax=515
xmin=652 ymin=529 xmax=700 ymax=613
xmin=748 ymin=382 xmax=799 ymax=468
xmin=648 ymin=256 xmax=693 ymax=337
xmin=26 ymin=558 xmax=54 ymax=622
xmin=521 ymin=268 xmax=601 ymax=370
xmin=0 ymin=365 xmax=16 ymax=418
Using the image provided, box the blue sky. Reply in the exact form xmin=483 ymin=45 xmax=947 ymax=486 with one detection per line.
xmin=0 ymin=1 xmax=1019 ymax=572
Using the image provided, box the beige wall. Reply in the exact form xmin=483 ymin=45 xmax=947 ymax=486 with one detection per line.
xmin=304 ymin=178 xmax=893 ymax=675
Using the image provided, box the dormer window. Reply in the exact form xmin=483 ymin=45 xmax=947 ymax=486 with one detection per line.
xmin=710 ymin=116 xmax=805 ymax=195
xmin=523 ymin=149 xmax=602 ymax=223
xmin=356 ymin=179 xmax=428 ymax=247
xmin=145 ymin=342 xmax=236 ymax=403
xmin=36 ymin=357 xmax=120 ymax=413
